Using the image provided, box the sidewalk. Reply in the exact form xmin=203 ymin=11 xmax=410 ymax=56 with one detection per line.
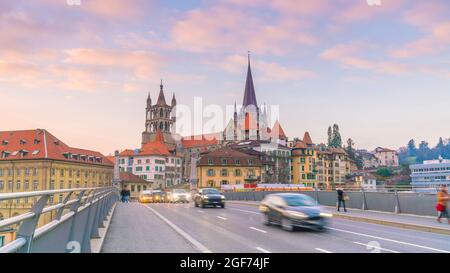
xmin=228 ymin=201 xmax=450 ymax=235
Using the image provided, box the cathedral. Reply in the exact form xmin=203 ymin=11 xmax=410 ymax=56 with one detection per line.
xmin=222 ymin=55 xmax=273 ymax=143
xmin=141 ymin=81 xmax=180 ymax=149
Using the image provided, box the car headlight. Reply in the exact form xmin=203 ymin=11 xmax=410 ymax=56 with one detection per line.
xmin=320 ymin=212 xmax=333 ymax=218
xmin=286 ymin=210 xmax=308 ymax=218
xmin=203 ymin=196 xmax=209 ymax=199
xmin=259 ymin=205 xmax=268 ymax=212
xmin=221 ymin=195 xmax=226 ymax=199
xmin=187 ymin=194 xmax=191 ymax=199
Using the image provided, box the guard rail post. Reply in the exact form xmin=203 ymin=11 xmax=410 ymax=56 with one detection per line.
xmin=17 ymin=195 xmax=49 ymax=253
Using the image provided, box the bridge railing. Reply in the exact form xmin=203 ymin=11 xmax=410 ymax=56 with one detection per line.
xmin=223 ymin=186 xmax=439 ymax=217
xmin=0 ymin=187 xmax=119 ymax=253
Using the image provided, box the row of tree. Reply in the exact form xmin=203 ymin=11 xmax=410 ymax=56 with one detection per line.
xmin=400 ymin=138 xmax=450 ymax=164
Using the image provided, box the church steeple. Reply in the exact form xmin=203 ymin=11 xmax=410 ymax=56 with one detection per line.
xmin=157 ymin=79 xmax=167 ymax=106
xmin=242 ymin=52 xmax=258 ymax=107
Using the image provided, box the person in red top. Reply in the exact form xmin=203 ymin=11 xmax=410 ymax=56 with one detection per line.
xmin=436 ymin=185 xmax=450 ymax=224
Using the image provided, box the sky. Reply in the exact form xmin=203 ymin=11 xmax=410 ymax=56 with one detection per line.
xmin=0 ymin=0 xmax=449 ymax=155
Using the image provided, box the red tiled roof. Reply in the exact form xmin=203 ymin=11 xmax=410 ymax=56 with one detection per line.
xmin=0 ymin=129 xmax=112 ymax=166
xmin=270 ymin=120 xmax=286 ymax=139
xmin=119 ymin=149 xmax=135 ymax=156
xmin=140 ymin=130 xmax=171 ymax=156
xmin=181 ymin=137 xmax=219 ymax=149
xmin=119 ymin=172 xmax=148 ymax=183
xmin=303 ymin=132 xmax=313 ymax=145
xmin=293 ymin=140 xmax=307 ymax=149
xmin=106 ymin=155 xmax=115 ymax=165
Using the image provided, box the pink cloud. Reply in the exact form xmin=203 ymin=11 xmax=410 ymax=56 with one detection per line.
xmin=63 ymin=48 xmax=162 ymax=79
xmin=170 ymin=5 xmax=318 ymax=55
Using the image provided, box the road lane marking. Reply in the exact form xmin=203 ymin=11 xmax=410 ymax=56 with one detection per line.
xmin=197 ymin=210 xmax=204 ymax=213
xmin=249 ymin=227 xmax=267 ymax=233
xmin=144 ymin=205 xmax=212 ymax=253
xmin=353 ymin=241 xmax=400 ymax=253
xmin=315 ymin=248 xmax=333 ymax=253
xmin=217 ymin=216 xmax=227 ymax=220
xmin=229 ymin=208 xmax=260 ymax=215
xmin=329 ymin=227 xmax=450 ymax=253
xmin=256 ymin=247 xmax=271 ymax=253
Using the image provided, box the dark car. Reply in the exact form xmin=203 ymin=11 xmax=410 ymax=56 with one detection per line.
xmin=151 ymin=190 xmax=168 ymax=203
xmin=259 ymin=193 xmax=332 ymax=231
xmin=194 ymin=188 xmax=226 ymax=208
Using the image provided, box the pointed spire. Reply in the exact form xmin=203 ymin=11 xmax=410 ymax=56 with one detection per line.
xmin=242 ymin=52 xmax=257 ymax=107
xmin=171 ymin=93 xmax=176 ymax=106
xmin=156 ymin=80 xmax=167 ymax=106
xmin=234 ymin=101 xmax=237 ymax=113
xmin=147 ymin=92 xmax=151 ymax=105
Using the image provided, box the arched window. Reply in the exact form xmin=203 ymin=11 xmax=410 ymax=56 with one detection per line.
xmin=160 ymin=108 xmax=163 ymax=117
xmin=0 ymin=212 xmax=3 ymax=221
xmin=159 ymin=122 xmax=163 ymax=130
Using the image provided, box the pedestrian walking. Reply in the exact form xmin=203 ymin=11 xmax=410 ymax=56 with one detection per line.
xmin=436 ymin=185 xmax=450 ymax=224
xmin=337 ymin=187 xmax=348 ymax=212
xmin=120 ymin=186 xmax=131 ymax=203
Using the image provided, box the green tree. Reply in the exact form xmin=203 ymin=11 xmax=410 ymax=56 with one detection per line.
xmin=407 ymin=139 xmax=416 ymax=157
xmin=328 ymin=124 xmax=342 ymax=148
xmin=376 ymin=167 xmax=393 ymax=177
xmin=327 ymin=126 xmax=332 ymax=146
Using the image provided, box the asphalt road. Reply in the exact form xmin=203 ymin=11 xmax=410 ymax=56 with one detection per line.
xmin=101 ymin=202 xmax=450 ymax=253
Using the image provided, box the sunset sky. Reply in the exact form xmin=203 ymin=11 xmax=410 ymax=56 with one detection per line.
xmin=1 ymin=0 xmax=449 ymax=155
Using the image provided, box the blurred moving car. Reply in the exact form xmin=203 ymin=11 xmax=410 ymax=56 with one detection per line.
xmin=151 ymin=190 xmax=167 ymax=203
xmin=194 ymin=188 xmax=226 ymax=208
xmin=259 ymin=193 xmax=332 ymax=231
xmin=169 ymin=189 xmax=190 ymax=203
xmin=139 ymin=190 xmax=153 ymax=203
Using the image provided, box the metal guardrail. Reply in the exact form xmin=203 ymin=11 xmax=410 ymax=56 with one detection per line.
xmin=0 ymin=187 xmax=119 ymax=253
xmin=223 ymin=187 xmax=440 ymax=217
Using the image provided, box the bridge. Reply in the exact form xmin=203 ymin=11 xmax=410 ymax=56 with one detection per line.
xmin=1 ymin=188 xmax=449 ymax=253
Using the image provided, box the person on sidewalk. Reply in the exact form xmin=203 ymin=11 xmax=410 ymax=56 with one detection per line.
xmin=337 ymin=187 xmax=347 ymax=212
xmin=120 ymin=186 xmax=131 ymax=203
xmin=436 ymin=185 xmax=450 ymax=224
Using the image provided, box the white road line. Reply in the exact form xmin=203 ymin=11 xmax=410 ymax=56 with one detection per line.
xmin=353 ymin=241 xmax=400 ymax=253
xmin=256 ymin=247 xmax=271 ymax=253
xmin=217 ymin=216 xmax=227 ymax=220
xmin=197 ymin=210 xmax=204 ymax=213
xmin=249 ymin=227 xmax=267 ymax=233
xmin=316 ymin=248 xmax=333 ymax=253
xmin=144 ymin=205 xmax=212 ymax=253
xmin=329 ymin=227 xmax=450 ymax=253
xmin=229 ymin=207 xmax=260 ymax=215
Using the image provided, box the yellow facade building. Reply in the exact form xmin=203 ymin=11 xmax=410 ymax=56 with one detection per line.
xmin=0 ymin=129 xmax=113 ymax=247
xmin=197 ymin=147 xmax=263 ymax=189
xmin=291 ymin=132 xmax=318 ymax=187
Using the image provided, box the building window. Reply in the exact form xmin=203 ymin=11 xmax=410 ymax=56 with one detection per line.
xmin=51 ymin=168 xmax=55 ymax=176
xmin=24 ymin=180 xmax=29 ymax=190
xmin=221 ymin=169 xmax=228 ymax=177
xmin=146 ymin=166 xmax=150 ymax=171
xmin=33 ymin=180 xmax=38 ymax=191
xmin=221 ymin=180 xmax=229 ymax=185
xmin=60 ymin=169 xmax=65 ymax=176
xmin=235 ymin=169 xmax=242 ymax=176
xmin=131 ymin=185 xmax=135 ymax=192
xmin=208 ymin=159 xmax=213 ymax=165
xmin=207 ymin=169 xmax=215 ymax=176
xmin=0 ymin=169 xmax=3 ymax=177
xmin=8 ymin=181 xmax=12 ymax=190
xmin=16 ymin=180 xmax=21 ymax=190
xmin=138 ymin=159 xmax=142 ymax=164
xmin=207 ymin=180 xmax=214 ymax=187
xmin=50 ymin=181 xmax=55 ymax=190
xmin=136 ymin=166 xmax=143 ymax=172
xmin=16 ymin=169 xmax=22 ymax=176
xmin=0 ymin=181 xmax=3 ymax=190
